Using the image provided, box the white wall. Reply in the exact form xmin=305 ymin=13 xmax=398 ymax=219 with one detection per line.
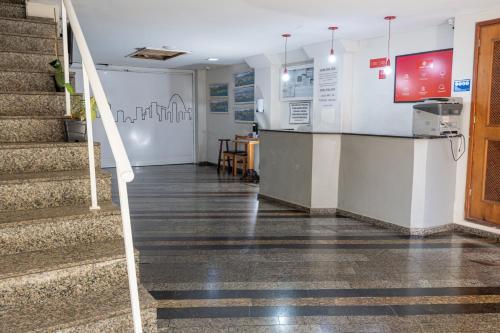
xmin=351 ymin=24 xmax=454 ymax=136
xmin=452 ymin=6 xmax=500 ymax=226
xmin=247 ymin=51 xmax=317 ymax=132
xmin=247 ymin=24 xmax=454 ymax=136
xmin=205 ymin=64 xmax=253 ymax=164
xmin=195 ymin=69 xmax=208 ymax=162
xmin=303 ymin=40 xmax=354 ymax=133
xmin=253 ymin=64 xmax=282 ymax=130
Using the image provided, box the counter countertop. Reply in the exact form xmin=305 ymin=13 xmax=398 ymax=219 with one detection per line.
xmin=260 ymin=129 xmax=456 ymax=140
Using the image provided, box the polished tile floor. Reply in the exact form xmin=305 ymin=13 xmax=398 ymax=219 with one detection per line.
xmin=112 ymin=164 xmax=500 ymax=332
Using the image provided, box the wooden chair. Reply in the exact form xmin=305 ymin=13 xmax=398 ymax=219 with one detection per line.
xmin=232 ymin=152 xmax=248 ymax=176
xmin=221 ymin=135 xmax=255 ymax=176
xmin=232 ymin=135 xmax=258 ymax=176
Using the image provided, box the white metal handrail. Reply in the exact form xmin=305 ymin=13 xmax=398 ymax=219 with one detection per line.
xmin=61 ymin=0 xmax=142 ymax=331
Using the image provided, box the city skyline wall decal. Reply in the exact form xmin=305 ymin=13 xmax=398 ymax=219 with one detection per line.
xmin=97 ymin=93 xmax=192 ymax=124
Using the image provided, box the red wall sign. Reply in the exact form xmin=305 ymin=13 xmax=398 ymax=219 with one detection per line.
xmin=378 ymin=69 xmax=386 ymax=80
xmin=370 ymin=57 xmax=387 ymax=68
xmin=394 ymin=49 xmax=453 ymax=103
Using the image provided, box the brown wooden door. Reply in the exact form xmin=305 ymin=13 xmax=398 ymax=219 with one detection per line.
xmin=467 ymin=19 xmax=500 ymax=224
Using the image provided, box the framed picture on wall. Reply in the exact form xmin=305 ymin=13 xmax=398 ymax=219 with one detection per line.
xmin=234 ymin=71 xmax=255 ymax=87
xmin=280 ymin=63 xmax=314 ymax=101
xmin=234 ymin=85 xmax=254 ymax=104
xmin=209 ymin=82 xmax=229 ymax=113
xmin=209 ymin=98 xmax=229 ymax=113
xmin=234 ymin=103 xmax=255 ymax=123
xmin=394 ymin=48 xmax=453 ymax=103
xmin=209 ymin=83 xmax=228 ymax=97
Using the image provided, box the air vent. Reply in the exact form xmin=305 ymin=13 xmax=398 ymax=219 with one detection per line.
xmin=126 ymin=47 xmax=189 ymax=61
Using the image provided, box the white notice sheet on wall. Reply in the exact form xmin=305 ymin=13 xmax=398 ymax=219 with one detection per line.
xmin=317 ymin=65 xmax=338 ymax=110
xmin=289 ymin=102 xmax=311 ymax=124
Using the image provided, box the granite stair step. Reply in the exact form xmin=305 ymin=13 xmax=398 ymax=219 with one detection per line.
xmin=0 ymin=141 xmax=100 ymax=174
xmin=0 ymin=16 xmax=56 ymax=37
xmin=25 ymin=15 xmax=55 ymax=23
xmin=0 ymin=92 xmax=82 ymax=117
xmin=0 ymin=169 xmax=112 ymax=211
xmin=0 ymin=0 xmax=25 ymax=5
xmin=0 ymin=283 xmax=157 ymax=333
xmin=0 ymin=239 xmax=129 ymax=308
xmin=0 ymin=115 xmax=66 ymax=142
xmin=0 ymin=202 xmax=121 ymax=255
xmin=0 ymin=69 xmax=74 ymax=93
xmin=0 ymin=32 xmax=62 ymax=54
xmin=0 ymin=2 xmax=25 ymax=19
xmin=0 ymin=50 xmax=62 ymax=71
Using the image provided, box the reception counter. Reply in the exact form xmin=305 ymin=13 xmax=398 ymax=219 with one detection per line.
xmin=259 ymin=129 xmax=458 ymax=235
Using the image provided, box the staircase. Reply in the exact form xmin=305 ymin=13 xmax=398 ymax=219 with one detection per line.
xmin=0 ymin=0 xmax=157 ymax=331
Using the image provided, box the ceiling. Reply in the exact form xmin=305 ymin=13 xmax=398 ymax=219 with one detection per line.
xmin=71 ymin=0 xmax=498 ymax=69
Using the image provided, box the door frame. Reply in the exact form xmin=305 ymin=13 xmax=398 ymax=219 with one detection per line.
xmin=465 ymin=18 xmax=500 ymax=221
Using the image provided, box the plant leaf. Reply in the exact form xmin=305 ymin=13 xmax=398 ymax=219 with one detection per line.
xmin=49 ymin=59 xmax=62 ymax=69
xmin=90 ymin=97 xmax=98 ymax=121
xmin=64 ymin=83 xmax=75 ymax=94
xmin=54 ymin=71 xmax=65 ymax=88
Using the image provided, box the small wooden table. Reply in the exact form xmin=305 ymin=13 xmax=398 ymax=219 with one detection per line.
xmin=233 ymin=139 xmax=260 ymax=182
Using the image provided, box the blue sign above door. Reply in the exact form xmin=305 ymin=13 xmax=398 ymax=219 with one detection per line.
xmin=453 ymin=79 xmax=471 ymax=92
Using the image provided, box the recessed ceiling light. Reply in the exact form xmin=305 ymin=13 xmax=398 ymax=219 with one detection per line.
xmin=207 ymin=57 xmax=219 ymax=62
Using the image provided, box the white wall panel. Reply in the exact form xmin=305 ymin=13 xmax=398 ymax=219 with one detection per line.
xmin=75 ymin=68 xmax=194 ymax=167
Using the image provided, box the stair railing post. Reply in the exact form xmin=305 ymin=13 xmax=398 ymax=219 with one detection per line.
xmin=82 ymin=63 xmax=99 ymax=210
xmin=61 ymin=0 xmax=71 ymax=117
xmin=116 ymin=173 xmax=143 ymax=332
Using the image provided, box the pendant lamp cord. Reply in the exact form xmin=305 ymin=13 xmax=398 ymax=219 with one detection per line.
xmin=284 ymin=36 xmax=288 ymax=69
xmin=387 ymin=19 xmax=392 ymax=63
xmin=331 ymin=29 xmax=334 ymax=51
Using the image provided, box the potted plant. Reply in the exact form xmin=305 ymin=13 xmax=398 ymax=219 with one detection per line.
xmin=49 ymin=59 xmax=75 ymax=93
xmin=65 ymin=96 xmax=97 ymax=142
